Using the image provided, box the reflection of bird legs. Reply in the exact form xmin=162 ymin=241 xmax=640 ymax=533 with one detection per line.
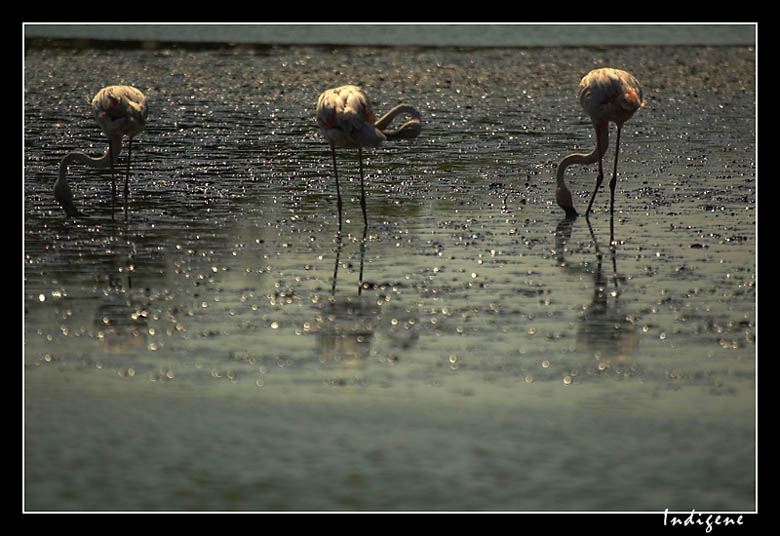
xmin=330 ymin=231 xmax=368 ymax=297
xmin=331 ymin=232 xmax=343 ymax=297
xmin=358 ymin=225 xmax=367 ymax=296
xmin=557 ymin=217 xmax=637 ymax=368
xmin=555 ymin=216 xmax=620 ymax=290
xmin=585 ymin=218 xmax=619 ymax=291
xmin=554 ymin=217 xmax=574 ymax=266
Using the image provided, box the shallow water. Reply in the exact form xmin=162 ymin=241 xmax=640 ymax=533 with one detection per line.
xmin=24 ymin=43 xmax=756 ymax=511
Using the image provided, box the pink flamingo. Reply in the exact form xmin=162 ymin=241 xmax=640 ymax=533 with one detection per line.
xmin=316 ymin=85 xmax=421 ymax=232
xmin=555 ymin=68 xmax=644 ymax=232
xmin=54 ymin=85 xmax=149 ymax=220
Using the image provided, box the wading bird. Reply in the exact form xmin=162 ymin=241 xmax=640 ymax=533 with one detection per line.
xmin=54 ymin=85 xmax=149 ymax=220
xmin=555 ymin=68 xmax=644 ymax=233
xmin=316 ymin=85 xmax=421 ymax=232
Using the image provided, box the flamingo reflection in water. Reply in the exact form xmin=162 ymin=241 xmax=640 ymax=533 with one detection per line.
xmin=554 ymin=218 xmax=639 ymax=372
xmin=315 ymin=231 xmax=374 ymax=367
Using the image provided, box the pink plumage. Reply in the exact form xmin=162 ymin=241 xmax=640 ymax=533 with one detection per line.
xmin=316 ymin=85 xmax=385 ymax=150
xmin=92 ymin=85 xmax=148 ymax=140
xmin=577 ymin=68 xmax=644 ymax=128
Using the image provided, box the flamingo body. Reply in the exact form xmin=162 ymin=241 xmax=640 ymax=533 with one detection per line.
xmin=577 ymin=68 xmax=643 ymax=129
xmin=55 ymin=85 xmax=149 ymax=219
xmin=317 ymin=85 xmax=385 ymax=149
xmin=316 ymin=85 xmax=421 ymax=232
xmin=556 ymin=68 xmax=644 ymax=231
xmin=92 ymin=85 xmax=148 ymax=141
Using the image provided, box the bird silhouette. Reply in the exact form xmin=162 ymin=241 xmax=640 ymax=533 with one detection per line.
xmin=54 ymin=85 xmax=149 ymax=220
xmin=555 ymin=68 xmax=644 ymax=237
xmin=316 ymin=85 xmax=420 ymax=232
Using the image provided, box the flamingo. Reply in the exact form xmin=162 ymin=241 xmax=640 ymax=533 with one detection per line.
xmin=316 ymin=85 xmax=421 ymax=232
xmin=54 ymin=85 xmax=149 ymax=220
xmin=555 ymin=68 xmax=644 ymax=233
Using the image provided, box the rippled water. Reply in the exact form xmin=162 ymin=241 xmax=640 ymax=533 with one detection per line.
xmin=24 ymin=43 xmax=756 ymax=511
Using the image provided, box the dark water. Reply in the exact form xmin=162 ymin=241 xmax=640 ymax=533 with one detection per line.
xmin=24 ymin=36 xmax=756 ymax=512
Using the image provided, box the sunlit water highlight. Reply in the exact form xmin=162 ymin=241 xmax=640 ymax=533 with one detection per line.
xmin=24 ymin=40 xmax=755 ymax=511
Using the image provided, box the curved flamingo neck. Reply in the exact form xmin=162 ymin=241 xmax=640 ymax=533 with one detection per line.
xmin=555 ymin=123 xmax=609 ymax=217
xmin=374 ymin=104 xmax=421 ymax=140
xmin=54 ymin=138 xmax=121 ymax=216
xmin=557 ymin=150 xmax=598 ymax=186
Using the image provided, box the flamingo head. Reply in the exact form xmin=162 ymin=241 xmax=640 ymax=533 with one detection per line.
xmin=53 ymin=180 xmax=81 ymax=218
xmin=621 ymin=87 xmax=644 ymax=112
xmin=556 ymin=184 xmax=578 ymax=219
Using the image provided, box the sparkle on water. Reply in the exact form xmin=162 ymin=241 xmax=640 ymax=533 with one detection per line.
xmin=24 ymin=41 xmax=755 ymax=512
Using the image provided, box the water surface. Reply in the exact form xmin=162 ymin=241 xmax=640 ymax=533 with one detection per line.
xmin=24 ymin=37 xmax=756 ymax=511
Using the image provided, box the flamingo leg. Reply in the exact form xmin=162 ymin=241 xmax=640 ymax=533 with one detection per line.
xmin=358 ymin=147 xmax=368 ymax=231
xmin=331 ymin=145 xmax=343 ymax=233
xmin=585 ymin=127 xmax=605 ymax=218
xmin=109 ymin=142 xmax=117 ymax=220
xmin=608 ymin=126 xmax=623 ymax=243
xmin=357 ymin=147 xmax=369 ymax=294
xmin=124 ymin=137 xmax=133 ymax=221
